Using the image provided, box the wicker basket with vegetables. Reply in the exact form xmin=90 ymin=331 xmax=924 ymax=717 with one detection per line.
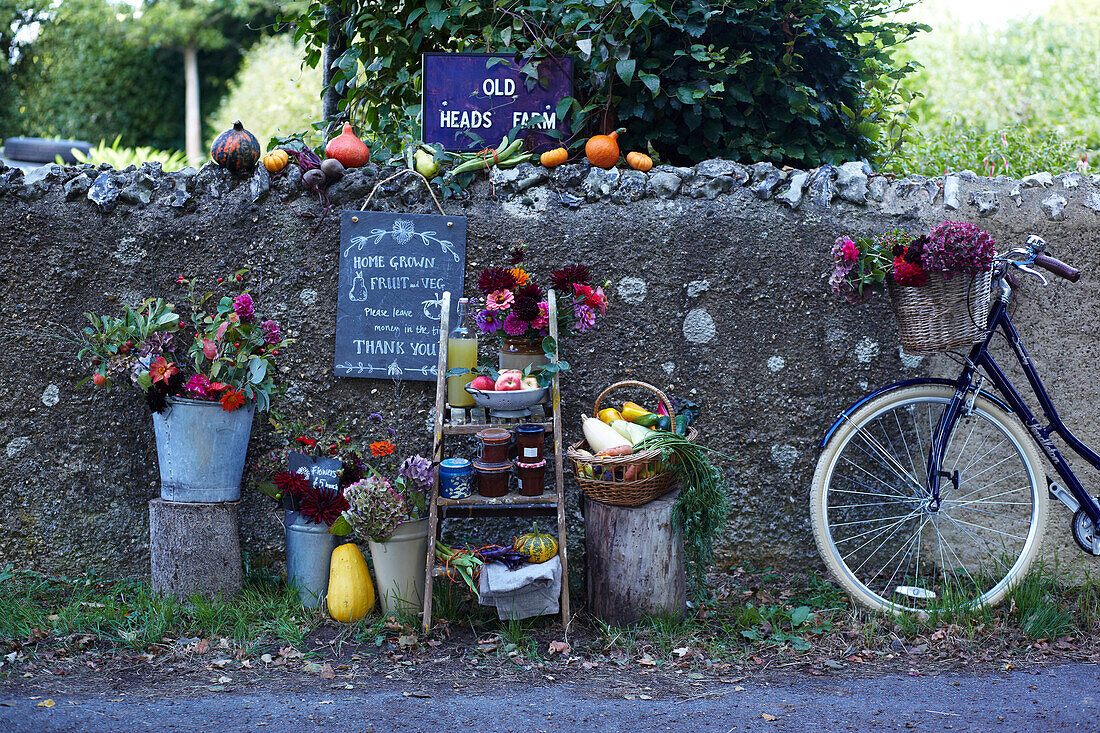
xmin=567 ymin=381 xmax=699 ymax=507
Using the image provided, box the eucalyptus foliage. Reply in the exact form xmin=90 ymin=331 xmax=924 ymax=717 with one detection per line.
xmin=284 ymin=0 xmax=926 ymax=167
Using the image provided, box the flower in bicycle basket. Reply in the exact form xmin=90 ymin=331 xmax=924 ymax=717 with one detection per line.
xmin=923 ymin=221 xmax=995 ymax=279
xmin=892 ymin=255 xmax=927 ymax=287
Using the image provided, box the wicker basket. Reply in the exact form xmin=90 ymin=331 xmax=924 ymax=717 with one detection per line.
xmin=567 ymin=380 xmax=697 ymax=507
xmin=889 ymin=269 xmax=993 ymax=355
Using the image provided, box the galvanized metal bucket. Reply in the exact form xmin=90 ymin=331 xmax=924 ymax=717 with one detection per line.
xmin=285 ymin=515 xmax=336 ymax=609
xmin=152 ymin=396 xmax=255 ymax=503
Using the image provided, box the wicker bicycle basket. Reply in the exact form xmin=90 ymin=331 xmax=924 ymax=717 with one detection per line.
xmin=888 ymin=269 xmax=993 ymax=355
xmin=566 ymin=380 xmax=697 ymax=507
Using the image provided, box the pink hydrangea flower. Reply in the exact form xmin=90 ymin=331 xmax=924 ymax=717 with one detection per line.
xmin=841 ymin=238 xmax=859 ymax=263
xmin=233 ymin=293 xmax=256 ymax=323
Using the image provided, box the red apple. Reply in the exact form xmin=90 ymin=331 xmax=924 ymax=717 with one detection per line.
xmin=521 ymin=376 xmax=539 ymax=390
xmin=469 ymin=375 xmax=496 ymax=391
xmin=494 ymin=370 xmax=523 ymax=391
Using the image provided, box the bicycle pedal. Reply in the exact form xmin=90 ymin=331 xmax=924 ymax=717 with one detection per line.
xmin=1048 ymin=481 xmax=1081 ymax=513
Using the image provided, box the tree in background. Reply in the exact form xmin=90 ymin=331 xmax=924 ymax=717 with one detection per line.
xmin=207 ymin=34 xmax=322 ymax=150
xmin=7 ymin=0 xmax=183 ymax=148
xmin=0 ymin=0 xmax=49 ymax=132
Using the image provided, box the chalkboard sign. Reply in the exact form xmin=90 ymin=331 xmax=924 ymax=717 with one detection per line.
xmin=335 ymin=211 xmax=466 ymax=381
xmin=422 ymin=53 xmax=573 ymax=152
xmin=288 ymin=452 xmax=343 ymax=492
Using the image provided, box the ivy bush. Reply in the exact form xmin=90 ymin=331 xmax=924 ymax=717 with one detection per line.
xmin=285 ymin=0 xmax=926 ymax=167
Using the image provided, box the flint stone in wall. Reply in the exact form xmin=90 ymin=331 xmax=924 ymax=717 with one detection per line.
xmin=1021 ymin=172 xmax=1053 ymax=188
xmin=119 ymin=173 xmax=156 ymax=206
xmin=648 ymin=171 xmax=682 ymax=199
xmin=1009 ymin=184 xmax=1023 ymax=207
xmin=694 ymin=159 xmax=749 ymax=184
xmin=583 ymin=167 xmax=621 ymax=201
xmin=551 ymin=162 xmax=588 ymax=188
xmin=325 ymin=168 xmax=375 ymax=205
xmin=809 ymin=165 xmax=837 ymax=208
xmin=65 ymin=173 xmax=92 ymax=200
xmin=87 ymin=173 xmax=120 ymax=212
xmin=490 ymin=162 xmax=546 ymax=195
xmin=196 ymin=163 xmax=230 ymax=198
xmin=950 ymin=170 xmax=979 ymax=182
xmin=868 ymin=176 xmax=889 ymax=202
xmin=944 ymin=175 xmax=962 ymax=210
xmin=751 ymin=171 xmax=785 ymax=200
xmin=248 ymin=167 xmax=271 ymax=204
xmin=1084 ymin=193 xmax=1100 ymax=213
xmin=968 ymin=190 xmax=1000 ymax=217
xmin=777 ymin=171 xmax=810 ymax=208
xmin=1042 ymin=193 xmax=1067 ymax=221
xmin=612 ymin=170 xmax=648 ymax=204
xmin=1059 ymin=172 xmax=1083 ymax=189
xmin=653 ymin=164 xmax=694 ymax=184
xmin=687 ymin=175 xmax=735 ymax=200
xmin=836 ymin=161 xmax=871 ymax=204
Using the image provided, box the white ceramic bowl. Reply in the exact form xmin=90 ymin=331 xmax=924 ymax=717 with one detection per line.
xmin=464 ymin=384 xmax=548 ymax=417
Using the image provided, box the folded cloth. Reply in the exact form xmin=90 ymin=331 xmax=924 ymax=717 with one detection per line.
xmin=478 ymin=556 xmax=562 ymax=620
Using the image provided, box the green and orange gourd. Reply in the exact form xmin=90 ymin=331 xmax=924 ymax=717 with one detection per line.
xmin=210 ymin=121 xmax=261 ymax=175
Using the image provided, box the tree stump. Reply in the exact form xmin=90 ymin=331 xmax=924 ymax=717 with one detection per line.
xmin=584 ymin=491 xmax=686 ymax=624
xmin=149 ymin=498 xmax=243 ymax=599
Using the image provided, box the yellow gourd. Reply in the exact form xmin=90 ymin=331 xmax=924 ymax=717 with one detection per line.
xmin=540 ymin=147 xmax=569 ymax=168
xmin=514 ymin=525 xmax=559 ymax=564
xmin=263 ymin=149 xmax=289 ymax=173
xmin=327 ymin=542 xmax=375 ymax=622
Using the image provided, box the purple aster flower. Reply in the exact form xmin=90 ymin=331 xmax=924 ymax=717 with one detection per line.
xmin=503 ymin=313 xmax=530 ymax=336
xmin=233 ymin=293 xmax=256 ymax=323
xmin=475 ymin=309 xmax=503 ymax=334
xmin=261 ymin=319 xmax=281 ymax=345
xmin=573 ymin=303 xmax=596 ymax=331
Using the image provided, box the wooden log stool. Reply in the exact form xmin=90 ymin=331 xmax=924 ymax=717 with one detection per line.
xmin=584 ymin=490 xmax=686 ymax=624
xmin=149 ymin=498 xmax=243 ymax=599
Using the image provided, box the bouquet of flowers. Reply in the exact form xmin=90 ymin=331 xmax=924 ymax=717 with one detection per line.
xmin=829 ymin=222 xmax=996 ymax=302
xmin=77 ymin=273 xmax=289 ymax=413
xmin=472 ymin=244 xmax=609 ymax=343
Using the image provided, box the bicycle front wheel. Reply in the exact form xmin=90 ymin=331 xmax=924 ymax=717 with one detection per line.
xmin=811 ymin=384 xmax=1048 ymax=613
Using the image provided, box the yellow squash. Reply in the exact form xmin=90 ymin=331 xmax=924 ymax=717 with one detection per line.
xmin=621 ymin=401 xmax=652 ymax=423
xmin=327 ymin=542 xmax=375 ymax=622
xmin=597 ymin=407 xmax=624 ymax=424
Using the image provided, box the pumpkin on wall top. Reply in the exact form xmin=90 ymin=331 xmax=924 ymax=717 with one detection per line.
xmin=210 ymin=121 xmax=261 ymax=176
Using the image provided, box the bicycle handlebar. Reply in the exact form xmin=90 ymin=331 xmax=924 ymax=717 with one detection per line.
xmin=1033 ymin=254 xmax=1081 ymax=283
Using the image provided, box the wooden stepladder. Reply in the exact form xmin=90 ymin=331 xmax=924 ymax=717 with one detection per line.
xmin=421 ymin=290 xmax=570 ymax=633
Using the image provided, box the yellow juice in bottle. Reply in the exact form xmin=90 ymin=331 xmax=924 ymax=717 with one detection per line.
xmin=447 ymin=337 xmax=478 ymax=406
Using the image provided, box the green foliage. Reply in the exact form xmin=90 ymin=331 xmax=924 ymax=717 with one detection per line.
xmin=888 ymin=120 xmax=1083 ymax=177
xmin=896 ymin=0 xmax=1098 ymax=174
xmin=61 ymin=136 xmax=189 ymax=171
xmin=284 ymin=0 xmax=926 ymax=167
xmin=208 ymin=35 xmax=324 ymax=151
xmin=6 ymin=0 xmax=184 ymax=148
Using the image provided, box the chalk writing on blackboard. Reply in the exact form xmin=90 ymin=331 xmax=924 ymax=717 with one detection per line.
xmin=335 ymin=211 xmax=466 ymax=381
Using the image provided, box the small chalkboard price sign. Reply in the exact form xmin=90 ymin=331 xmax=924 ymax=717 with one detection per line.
xmin=288 ymin=452 xmax=343 ymax=492
xmin=335 ymin=210 xmax=466 ymax=381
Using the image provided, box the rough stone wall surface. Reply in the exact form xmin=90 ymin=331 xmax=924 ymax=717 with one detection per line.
xmin=2 ymin=158 xmax=1099 ymax=579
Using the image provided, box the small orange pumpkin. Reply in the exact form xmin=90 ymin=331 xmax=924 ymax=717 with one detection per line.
xmin=263 ymin=149 xmax=289 ymax=173
xmin=540 ymin=147 xmax=569 ymax=168
xmin=325 ymin=123 xmax=371 ymax=168
xmin=626 ymin=151 xmax=653 ymax=172
xmin=585 ymin=128 xmax=624 ymax=169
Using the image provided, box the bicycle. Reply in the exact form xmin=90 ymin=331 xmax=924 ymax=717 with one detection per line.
xmin=810 ymin=235 xmax=1100 ymax=613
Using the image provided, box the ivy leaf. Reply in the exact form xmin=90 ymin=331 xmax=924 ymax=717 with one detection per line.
xmin=629 ymin=1 xmax=648 ymax=21
xmin=639 ymin=73 xmax=660 ymax=95
xmin=576 ymin=38 xmax=592 ymax=58
xmin=615 ymin=58 xmax=636 ymax=84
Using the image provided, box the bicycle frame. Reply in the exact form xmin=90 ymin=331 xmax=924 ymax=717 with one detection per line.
xmin=928 ymin=289 xmax=1100 ymax=531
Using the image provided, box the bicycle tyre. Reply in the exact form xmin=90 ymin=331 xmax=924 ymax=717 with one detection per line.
xmin=811 ymin=384 xmax=1048 ymax=613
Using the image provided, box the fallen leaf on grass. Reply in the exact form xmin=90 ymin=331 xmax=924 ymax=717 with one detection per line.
xmin=403 ymin=691 xmax=431 ymax=698
xmin=217 ymin=676 xmax=232 ymax=684
xmin=191 ymin=639 xmax=210 ymax=655
xmin=582 ymin=661 xmax=599 ymax=670
xmin=397 ymin=634 xmax=418 ymax=648
xmin=547 ymin=641 xmax=571 ymax=657
xmin=761 ymin=713 xmax=778 ymax=721
xmin=260 ymin=654 xmax=273 ymax=664
xmin=637 ymin=655 xmax=657 ymax=667
xmin=672 ymin=647 xmax=692 ymax=658
xmin=321 ymin=663 xmax=335 ymax=680
xmin=37 ymin=699 xmax=55 ymax=708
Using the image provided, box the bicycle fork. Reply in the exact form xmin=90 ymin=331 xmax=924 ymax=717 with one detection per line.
xmin=923 ymin=369 xmax=983 ymax=509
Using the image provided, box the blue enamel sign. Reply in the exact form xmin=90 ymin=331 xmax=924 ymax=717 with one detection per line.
xmin=335 ymin=211 xmax=466 ymax=381
xmin=422 ymin=53 xmax=573 ymax=152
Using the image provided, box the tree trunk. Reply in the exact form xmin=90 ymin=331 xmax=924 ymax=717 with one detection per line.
xmin=321 ymin=4 xmax=349 ymax=122
xmin=183 ymin=46 xmax=201 ymax=166
xmin=584 ymin=491 xmax=686 ymax=624
xmin=149 ymin=498 xmax=242 ymax=599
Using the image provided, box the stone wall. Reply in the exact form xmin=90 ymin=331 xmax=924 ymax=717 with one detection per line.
xmin=2 ymin=156 xmax=1099 ymax=579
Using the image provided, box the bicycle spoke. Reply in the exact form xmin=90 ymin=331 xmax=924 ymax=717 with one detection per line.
xmin=848 ymin=425 xmax=925 ymax=494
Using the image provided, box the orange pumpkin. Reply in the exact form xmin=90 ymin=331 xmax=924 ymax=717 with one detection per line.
xmin=626 ymin=151 xmax=653 ymax=172
xmin=585 ymin=128 xmax=624 ymax=169
xmin=540 ymin=147 xmax=569 ymax=168
xmin=325 ymin=124 xmax=371 ymax=168
xmin=263 ymin=149 xmax=289 ymax=173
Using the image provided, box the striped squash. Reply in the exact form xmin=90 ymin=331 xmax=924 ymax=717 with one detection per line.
xmin=210 ymin=121 xmax=260 ymax=175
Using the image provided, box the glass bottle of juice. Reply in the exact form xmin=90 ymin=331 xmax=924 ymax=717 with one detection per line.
xmin=447 ymin=297 xmax=477 ymax=407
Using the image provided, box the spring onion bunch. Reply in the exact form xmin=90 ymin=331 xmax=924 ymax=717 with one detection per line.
xmin=636 ymin=431 xmax=731 ymax=601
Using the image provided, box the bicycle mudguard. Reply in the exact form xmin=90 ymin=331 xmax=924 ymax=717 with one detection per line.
xmin=819 ymin=378 xmax=1014 ymax=448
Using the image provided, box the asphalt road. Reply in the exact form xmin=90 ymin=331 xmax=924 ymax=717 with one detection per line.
xmin=1 ymin=663 xmax=1096 ymax=732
